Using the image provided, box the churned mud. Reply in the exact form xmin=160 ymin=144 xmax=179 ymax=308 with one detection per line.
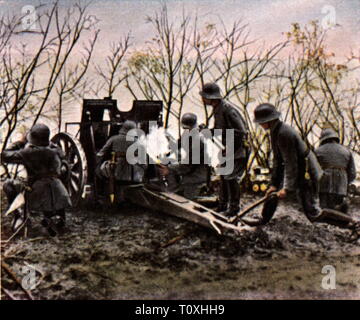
xmin=1 ymin=194 xmax=360 ymax=300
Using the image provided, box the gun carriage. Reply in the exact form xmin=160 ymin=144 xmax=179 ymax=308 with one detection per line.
xmin=48 ymin=97 xmax=250 ymax=235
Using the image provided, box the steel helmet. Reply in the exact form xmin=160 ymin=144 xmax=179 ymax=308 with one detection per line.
xmin=119 ymin=120 xmax=137 ymax=134
xmin=319 ymin=128 xmax=339 ymax=145
xmin=181 ymin=113 xmax=197 ymax=128
xmin=26 ymin=123 xmax=50 ymax=146
xmin=199 ymin=83 xmax=222 ymax=100
xmin=254 ymin=103 xmax=281 ymax=124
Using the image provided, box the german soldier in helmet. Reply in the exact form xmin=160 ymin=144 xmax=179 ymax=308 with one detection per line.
xmin=97 ymin=120 xmax=145 ymax=184
xmin=252 ymin=103 xmax=360 ymax=238
xmin=181 ymin=112 xmax=197 ymax=130
xmin=199 ymin=82 xmax=250 ymax=217
xmin=315 ymin=127 xmax=356 ymax=213
xmin=1 ymin=123 xmax=72 ymax=236
xmin=158 ymin=113 xmax=209 ymax=200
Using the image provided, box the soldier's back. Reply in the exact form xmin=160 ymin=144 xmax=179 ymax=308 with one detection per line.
xmin=20 ymin=144 xmax=62 ymax=179
xmin=109 ymin=133 xmax=135 ymax=153
xmin=315 ymin=142 xmax=351 ymax=169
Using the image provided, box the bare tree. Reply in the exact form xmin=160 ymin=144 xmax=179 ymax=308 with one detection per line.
xmin=0 ymin=1 xmax=99 ymax=175
xmin=279 ymin=21 xmax=360 ymax=154
xmin=125 ymin=4 xmax=201 ymax=133
xmin=194 ymin=19 xmax=288 ymax=181
xmin=95 ymin=34 xmax=131 ymax=97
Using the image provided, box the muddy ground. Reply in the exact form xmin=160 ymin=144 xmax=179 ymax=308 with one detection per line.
xmin=1 ymin=194 xmax=360 ymax=300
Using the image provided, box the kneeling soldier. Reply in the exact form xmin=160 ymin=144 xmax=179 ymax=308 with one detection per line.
xmin=1 ymin=124 xmax=72 ymax=236
xmin=315 ymin=128 xmax=356 ymax=213
xmin=158 ymin=113 xmax=208 ymax=200
xmin=96 ymin=120 xmax=144 ymax=202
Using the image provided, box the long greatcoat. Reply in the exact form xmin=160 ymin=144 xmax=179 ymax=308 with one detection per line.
xmin=97 ymin=129 xmax=144 ymax=182
xmin=315 ymin=141 xmax=356 ymax=196
xmin=270 ymin=120 xmax=323 ymax=192
xmin=1 ymin=141 xmax=72 ymax=212
xmin=213 ymin=99 xmax=249 ymax=179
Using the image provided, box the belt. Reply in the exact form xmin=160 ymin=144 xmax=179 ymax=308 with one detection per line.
xmin=323 ymin=166 xmax=346 ymax=171
xmin=115 ymin=151 xmax=126 ymax=158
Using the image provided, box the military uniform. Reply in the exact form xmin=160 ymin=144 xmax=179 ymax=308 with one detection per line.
xmin=270 ymin=119 xmax=322 ymax=220
xmin=97 ymin=121 xmax=144 ymax=183
xmin=213 ymin=100 xmax=249 ymax=214
xmin=213 ymin=99 xmax=249 ymax=175
xmin=252 ymin=104 xmax=360 ymax=238
xmin=1 ymin=124 xmax=72 ymax=236
xmin=315 ymin=129 xmax=356 ymax=213
xmin=168 ymin=126 xmax=208 ymax=200
xmin=199 ymin=83 xmax=249 ymax=216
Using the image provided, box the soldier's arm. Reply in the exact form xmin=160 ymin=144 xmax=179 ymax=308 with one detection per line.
xmin=1 ymin=137 xmax=28 ymax=164
xmin=347 ymin=152 xmax=357 ymax=183
xmin=1 ymin=147 xmax=25 ymax=164
xmin=270 ymin=152 xmax=284 ymax=189
xmin=8 ymin=140 xmax=27 ymax=150
xmin=277 ymin=131 xmax=298 ymax=192
xmin=96 ymin=137 xmax=114 ymax=160
xmin=226 ymin=108 xmax=247 ymax=134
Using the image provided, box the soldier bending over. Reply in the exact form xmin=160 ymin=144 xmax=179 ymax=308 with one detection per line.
xmin=250 ymin=103 xmax=359 ymax=239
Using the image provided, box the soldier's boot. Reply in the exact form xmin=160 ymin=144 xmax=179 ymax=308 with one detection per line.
xmin=217 ymin=178 xmax=229 ymax=213
xmin=215 ymin=203 xmax=228 ymax=213
xmin=41 ymin=213 xmax=57 ymax=237
xmin=312 ymin=208 xmax=355 ymax=228
xmin=223 ymin=179 xmax=241 ymax=217
xmin=334 ymin=199 xmax=349 ymax=214
xmin=223 ymin=203 xmax=240 ymax=218
xmin=11 ymin=209 xmax=25 ymax=232
xmin=55 ymin=210 xmax=66 ymax=229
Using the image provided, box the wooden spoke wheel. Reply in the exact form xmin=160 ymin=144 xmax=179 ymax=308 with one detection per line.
xmin=51 ymin=132 xmax=88 ymax=207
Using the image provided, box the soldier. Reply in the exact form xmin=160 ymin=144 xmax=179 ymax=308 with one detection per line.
xmin=315 ymin=128 xmax=356 ymax=213
xmin=1 ymin=124 xmax=72 ymax=237
xmin=199 ymin=82 xmax=249 ymax=217
xmin=158 ymin=113 xmax=209 ymax=200
xmin=96 ymin=120 xmax=144 ymax=184
xmin=251 ymin=103 xmax=360 ymax=238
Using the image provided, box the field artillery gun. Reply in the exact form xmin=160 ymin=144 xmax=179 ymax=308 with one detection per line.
xmin=51 ymin=98 xmax=248 ymax=236
xmin=51 ymin=97 xmax=162 ymax=206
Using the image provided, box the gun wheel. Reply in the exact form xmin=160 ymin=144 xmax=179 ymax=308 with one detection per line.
xmin=51 ymin=132 xmax=88 ymax=207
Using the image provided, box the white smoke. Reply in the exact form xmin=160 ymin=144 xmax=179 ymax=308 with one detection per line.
xmin=136 ymin=124 xmax=225 ymax=169
xmin=202 ymin=134 xmax=224 ymax=170
xmin=137 ymin=125 xmax=172 ymax=164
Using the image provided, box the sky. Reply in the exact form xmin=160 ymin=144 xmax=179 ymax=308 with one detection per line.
xmin=1 ymin=0 xmax=359 ymax=56
xmin=0 ymin=0 xmax=359 ymax=126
